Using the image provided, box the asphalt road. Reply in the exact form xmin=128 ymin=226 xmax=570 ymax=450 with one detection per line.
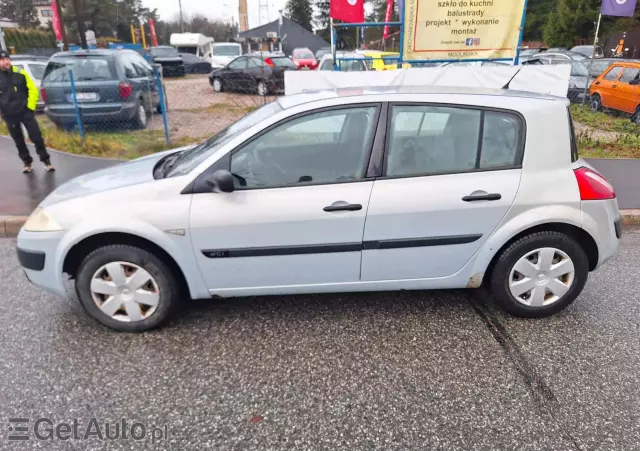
xmin=0 ymin=138 xmax=639 ymax=216
xmin=1 ymin=230 xmax=640 ymax=450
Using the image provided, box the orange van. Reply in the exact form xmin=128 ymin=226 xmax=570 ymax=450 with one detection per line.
xmin=589 ymin=61 xmax=640 ymax=122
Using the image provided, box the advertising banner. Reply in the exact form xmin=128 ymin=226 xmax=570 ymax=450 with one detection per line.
xmin=52 ymin=0 xmax=63 ymax=42
xmin=403 ymin=0 xmax=527 ymax=61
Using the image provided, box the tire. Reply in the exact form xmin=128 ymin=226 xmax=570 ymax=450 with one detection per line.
xmin=75 ymin=244 xmax=180 ymax=332
xmin=132 ymin=100 xmax=148 ymax=129
xmin=590 ymin=94 xmax=602 ymax=112
xmin=489 ymin=231 xmax=589 ymax=318
xmin=632 ymin=107 xmax=640 ymax=126
xmin=256 ymin=80 xmax=267 ymax=96
xmin=213 ymin=77 xmax=223 ymax=92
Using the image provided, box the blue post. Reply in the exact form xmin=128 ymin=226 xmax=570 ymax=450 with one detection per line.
xmin=155 ymin=68 xmax=171 ymax=146
xmin=514 ymin=0 xmax=529 ymax=65
xmin=68 ymin=69 xmax=85 ymax=142
xmin=398 ymin=0 xmax=405 ymax=68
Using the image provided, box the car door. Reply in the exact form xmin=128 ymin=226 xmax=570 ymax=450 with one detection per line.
xmin=132 ymin=53 xmax=159 ymax=108
xmin=596 ymin=65 xmax=623 ymax=110
xmin=614 ymin=66 xmax=640 ymax=114
xmin=222 ymin=57 xmax=248 ymax=91
xmin=246 ymin=57 xmax=267 ymax=88
xmin=360 ymin=103 xmax=523 ymax=281
xmin=119 ymin=53 xmax=147 ymax=105
xmin=189 ymin=104 xmax=382 ymax=291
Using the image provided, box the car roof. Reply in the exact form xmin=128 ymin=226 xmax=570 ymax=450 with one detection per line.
xmin=12 ymin=60 xmax=46 ymax=65
xmin=52 ymin=49 xmax=117 ymax=58
xmin=320 ymin=53 xmax=366 ymax=60
xmin=277 ymin=86 xmax=565 ymax=110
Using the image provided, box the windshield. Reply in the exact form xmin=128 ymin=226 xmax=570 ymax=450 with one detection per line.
xmin=151 ymin=47 xmax=179 ymax=57
xmin=294 ymin=50 xmax=314 ymax=59
xmin=42 ymin=57 xmax=116 ymax=82
xmin=166 ymin=101 xmax=284 ymax=177
xmin=271 ymin=57 xmax=297 ymax=68
xmin=213 ymin=45 xmax=241 ymax=56
xmin=28 ymin=64 xmax=46 ymax=80
xmin=572 ymin=53 xmax=588 ymax=61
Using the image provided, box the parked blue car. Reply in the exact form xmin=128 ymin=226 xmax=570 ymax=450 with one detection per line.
xmin=41 ymin=49 xmax=164 ymax=130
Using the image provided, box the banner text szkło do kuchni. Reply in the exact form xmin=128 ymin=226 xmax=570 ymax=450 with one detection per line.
xmin=403 ymin=0 xmax=526 ymax=61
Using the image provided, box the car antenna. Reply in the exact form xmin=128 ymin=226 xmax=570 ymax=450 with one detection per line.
xmin=502 ymin=66 xmax=524 ymax=90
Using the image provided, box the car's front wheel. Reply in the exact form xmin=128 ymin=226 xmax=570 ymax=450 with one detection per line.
xmin=75 ymin=245 xmax=180 ymax=332
xmin=213 ymin=77 xmax=223 ymax=92
xmin=489 ymin=231 xmax=589 ymax=318
xmin=256 ymin=80 xmax=267 ymax=96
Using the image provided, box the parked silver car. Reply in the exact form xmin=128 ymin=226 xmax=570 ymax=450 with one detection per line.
xmin=17 ymin=87 xmax=621 ymax=331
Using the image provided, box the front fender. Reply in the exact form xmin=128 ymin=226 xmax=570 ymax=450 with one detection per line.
xmin=468 ymin=204 xmax=584 ymax=281
xmin=53 ymin=217 xmax=210 ymax=300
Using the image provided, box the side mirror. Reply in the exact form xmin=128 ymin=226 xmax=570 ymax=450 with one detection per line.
xmin=210 ymin=169 xmax=235 ymax=193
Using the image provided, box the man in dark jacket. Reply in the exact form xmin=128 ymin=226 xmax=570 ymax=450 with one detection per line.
xmin=0 ymin=50 xmax=54 ymax=173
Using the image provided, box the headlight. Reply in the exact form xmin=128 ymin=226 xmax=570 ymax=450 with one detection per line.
xmin=23 ymin=208 xmax=63 ymax=232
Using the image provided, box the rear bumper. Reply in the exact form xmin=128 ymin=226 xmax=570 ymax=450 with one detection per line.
xmin=581 ymin=198 xmax=621 ymax=269
xmin=45 ymin=102 xmax=138 ymax=125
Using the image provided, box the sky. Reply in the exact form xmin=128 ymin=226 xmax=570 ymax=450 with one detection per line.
xmin=143 ymin=0 xmax=287 ymax=30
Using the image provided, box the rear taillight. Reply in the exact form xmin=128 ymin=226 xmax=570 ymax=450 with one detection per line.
xmin=574 ymin=167 xmax=616 ymax=200
xmin=40 ymin=88 xmax=47 ymax=102
xmin=265 ymin=58 xmax=275 ymax=67
xmin=119 ymin=82 xmax=132 ymax=99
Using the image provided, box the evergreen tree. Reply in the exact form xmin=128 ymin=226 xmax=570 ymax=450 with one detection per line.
xmin=523 ymin=0 xmax=555 ymax=41
xmin=314 ymin=0 xmax=330 ymax=41
xmin=285 ymin=0 xmax=313 ymax=32
xmin=543 ymin=0 xmax=600 ymax=47
xmin=0 ymin=0 xmax=40 ymax=27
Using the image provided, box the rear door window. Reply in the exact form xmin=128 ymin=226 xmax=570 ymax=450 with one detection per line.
xmin=43 ymin=57 xmax=116 ymax=83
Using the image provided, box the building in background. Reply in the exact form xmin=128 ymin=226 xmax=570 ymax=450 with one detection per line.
xmin=33 ymin=0 xmax=54 ymax=26
xmin=237 ymin=17 xmax=329 ymax=56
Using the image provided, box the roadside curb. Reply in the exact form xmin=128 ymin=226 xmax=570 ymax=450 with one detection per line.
xmin=2 ymin=210 xmax=640 ymax=239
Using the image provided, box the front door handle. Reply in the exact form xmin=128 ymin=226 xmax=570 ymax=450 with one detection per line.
xmin=612 ymin=84 xmax=618 ymax=88
xmin=462 ymin=193 xmax=502 ymax=202
xmin=595 ymin=81 xmax=600 ymax=85
xmin=324 ymin=202 xmax=363 ymax=212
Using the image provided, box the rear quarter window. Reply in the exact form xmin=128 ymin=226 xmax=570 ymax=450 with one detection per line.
xmin=43 ymin=56 xmax=116 ymax=83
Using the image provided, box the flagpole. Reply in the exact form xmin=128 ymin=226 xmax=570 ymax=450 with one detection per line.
xmin=582 ymin=13 xmax=602 ymax=106
xmin=331 ymin=16 xmax=337 ymax=70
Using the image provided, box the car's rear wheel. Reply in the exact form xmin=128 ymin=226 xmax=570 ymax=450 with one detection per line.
xmin=133 ymin=101 xmax=148 ymax=129
xmin=213 ymin=77 xmax=223 ymax=92
xmin=75 ymin=245 xmax=180 ymax=332
xmin=632 ymin=106 xmax=640 ymax=125
xmin=590 ymin=94 xmax=602 ymax=112
xmin=256 ymin=80 xmax=267 ymax=96
xmin=489 ymin=231 xmax=589 ymax=318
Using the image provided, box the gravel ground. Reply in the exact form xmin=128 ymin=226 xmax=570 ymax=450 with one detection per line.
xmin=1 ymin=228 xmax=639 ymax=450
xmin=573 ymin=122 xmax=622 ymax=142
xmin=157 ymin=76 xmax=278 ymax=141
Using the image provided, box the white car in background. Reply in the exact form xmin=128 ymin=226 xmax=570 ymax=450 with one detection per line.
xmin=17 ymin=87 xmax=621 ymax=332
xmin=13 ymin=60 xmax=47 ymax=111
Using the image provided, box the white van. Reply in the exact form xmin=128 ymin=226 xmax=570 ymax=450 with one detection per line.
xmin=211 ymin=42 xmax=243 ymax=69
xmin=170 ymin=33 xmax=214 ymax=64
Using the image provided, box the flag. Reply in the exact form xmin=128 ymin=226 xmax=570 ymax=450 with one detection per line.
xmin=330 ymin=0 xmax=365 ymax=23
xmin=51 ymin=0 xmax=63 ymax=42
xmin=601 ymin=0 xmax=637 ymax=17
xmin=149 ymin=19 xmax=159 ymax=47
xmin=383 ymin=0 xmax=394 ymax=40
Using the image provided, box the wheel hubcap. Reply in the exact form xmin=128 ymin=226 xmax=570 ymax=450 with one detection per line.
xmin=214 ymin=79 xmax=221 ymax=91
xmin=509 ymin=247 xmax=575 ymax=308
xmin=139 ymin=106 xmax=146 ymax=125
xmin=258 ymin=83 xmax=265 ymax=95
xmin=90 ymin=262 xmax=160 ymax=322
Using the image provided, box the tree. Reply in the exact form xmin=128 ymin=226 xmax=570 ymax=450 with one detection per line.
xmin=0 ymin=0 xmax=40 ymax=27
xmin=523 ymin=0 xmax=555 ymax=42
xmin=284 ymin=0 xmax=313 ymax=32
xmin=543 ymin=0 xmax=600 ymax=47
xmin=314 ymin=0 xmax=330 ymax=41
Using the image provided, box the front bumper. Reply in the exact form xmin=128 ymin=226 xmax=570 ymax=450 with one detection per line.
xmin=16 ymin=230 xmax=67 ymax=297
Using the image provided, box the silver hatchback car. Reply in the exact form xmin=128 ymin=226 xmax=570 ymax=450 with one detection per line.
xmin=17 ymin=87 xmax=621 ymax=332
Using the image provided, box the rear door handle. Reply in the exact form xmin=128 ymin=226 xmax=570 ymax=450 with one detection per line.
xmin=462 ymin=193 xmax=502 ymax=202
xmin=595 ymin=81 xmax=600 ymax=85
xmin=324 ymin=202 xmax=363 ymax=212
xmin=612 ymin=85 xmax=618 ymax=88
